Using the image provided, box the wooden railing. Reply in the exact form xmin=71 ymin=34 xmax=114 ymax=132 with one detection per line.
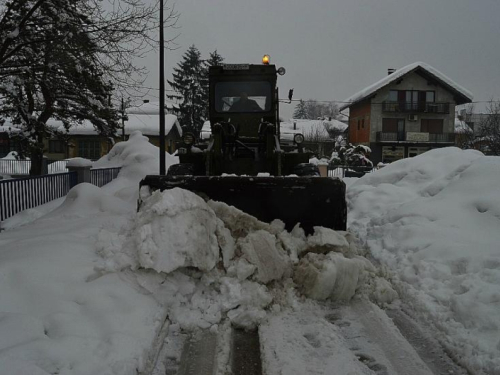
xmin=382 ymin=101 xmax=450 ymax=114
xmin=376 ymin=132 xmax=455 ymax=143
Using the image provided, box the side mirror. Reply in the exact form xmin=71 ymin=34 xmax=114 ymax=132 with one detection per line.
xmin=288 ymin=89 xmax=294 ymax=102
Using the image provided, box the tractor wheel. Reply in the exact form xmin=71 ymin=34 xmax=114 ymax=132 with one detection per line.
xmin=291 ymin=163 xmax=321 ymax=177
xmin=167 ymin=163 xmax=195 ymax=177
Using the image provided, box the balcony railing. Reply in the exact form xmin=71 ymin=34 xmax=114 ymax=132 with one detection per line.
xmin=376 ymin=132 xmax=455 ymax=143
xmin=382 ymin=101 xmax=450 ymax=114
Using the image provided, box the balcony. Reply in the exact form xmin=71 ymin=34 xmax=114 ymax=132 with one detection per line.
xmin=376 ymin=132 xmax=455 ymax=143
xmin=382 ymin=101 xmax=450 ymax=114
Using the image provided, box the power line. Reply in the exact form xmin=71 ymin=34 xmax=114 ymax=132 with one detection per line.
xmin=289 ymin=98 xmax=500 ymax=105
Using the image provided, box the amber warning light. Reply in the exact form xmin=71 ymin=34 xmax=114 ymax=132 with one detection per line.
xmin=262 ymin=54 xmax=270 ymax=65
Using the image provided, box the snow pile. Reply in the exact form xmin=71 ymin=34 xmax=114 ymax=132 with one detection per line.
xmin=0 ymin=132 xmax=180 ymax=374
xmin=0 ymin=183 xmax=164 ymax=375
xmin=134 ymin=188 xmax=219 ymax=273
xmin=0 ymin=128 xmax=395 ymax=374
xmin=66 ymin=157 xmax=93 ymax=168
xmin=96 ymin=186 xmax=397 ymax=333
xmin=348 ymin=147 xmax=500 ymax=374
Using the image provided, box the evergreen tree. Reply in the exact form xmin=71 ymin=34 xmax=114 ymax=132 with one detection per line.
xmin=0 ymin=0 xmax=119 ymax=174
xmin=206 ymin=50 xmax=224 ymax=67
xmin=201 ymin=50 xmax=224 ymax=119
xmin=167 ymin=45 xmax=207 ymax=135
xmin=293 ymin=99 xmax=308 ymax=119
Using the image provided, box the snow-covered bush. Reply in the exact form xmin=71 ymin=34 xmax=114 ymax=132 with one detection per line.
xmin=329 ymin=143 xmax=373 ymax=167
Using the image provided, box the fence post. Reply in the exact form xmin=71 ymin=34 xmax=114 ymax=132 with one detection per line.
xmin=67 ymin=159 xmax=92 ymax=185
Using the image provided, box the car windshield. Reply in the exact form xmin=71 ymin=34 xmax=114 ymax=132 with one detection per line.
xmin=215 ymin=81 xmax=271 ymax=113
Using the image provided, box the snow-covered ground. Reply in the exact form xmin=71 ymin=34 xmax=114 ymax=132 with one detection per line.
xmin=0 ymin=134 xmax=498 ymax=375
xmin=348 ymin=147 xmax=500 ymax=374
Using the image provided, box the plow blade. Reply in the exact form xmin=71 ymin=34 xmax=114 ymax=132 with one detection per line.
xmin=140 ymin=176 xmax=347 ymax=233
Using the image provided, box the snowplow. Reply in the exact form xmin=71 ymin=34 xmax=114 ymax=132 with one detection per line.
xmin=140 ymin=56 xmax=346 ymax=233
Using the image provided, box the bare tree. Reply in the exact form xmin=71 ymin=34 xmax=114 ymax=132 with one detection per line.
xmin=0 ymin=0 xmax=179 ymax=174
xmin=304 ymin=100 xmax=339 ymax=120
xmin=477 ymin=101 xmax=500 ymax=155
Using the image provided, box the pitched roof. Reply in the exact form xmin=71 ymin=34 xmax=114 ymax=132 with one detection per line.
xmin=50 ymin=114 xmax=181 ymax=137
xmin=339 ymin=62 xmax=473 ymax=111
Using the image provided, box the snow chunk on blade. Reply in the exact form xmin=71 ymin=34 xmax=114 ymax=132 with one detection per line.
xmin=134 ymin=188 xmax=219 ymax=273
xmin=121 ymin=188 xmax=397 ymax=330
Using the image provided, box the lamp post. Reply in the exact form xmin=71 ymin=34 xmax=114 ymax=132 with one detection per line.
xmin=159 ymin=0 xmax=166 ymax=175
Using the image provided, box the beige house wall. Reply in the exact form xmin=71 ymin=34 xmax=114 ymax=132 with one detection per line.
xmin=369 ymin=71 xmax=457 ymax=142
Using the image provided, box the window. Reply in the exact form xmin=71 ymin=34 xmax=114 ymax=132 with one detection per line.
xmin=215 ymin=81 xmax=271 ymax=113
xmin=421 ymin=119 xmax=443 ymax=134
xmin=382 ymin=146 xmax=404 ymax=163
xmin=395 ymin=90 xmax=435 ymax=102
xmin=408 ymin=147 xmax=430 ymax=157
xmin=382 ymin=118 xmax=404 ymax=132
xmin=49 ymin=140 xmax=65 ymax=153
xmin=388 ymin=90 xmax=398 ymax=102
xmin=78 ymin=140 xmax=101 ymax=160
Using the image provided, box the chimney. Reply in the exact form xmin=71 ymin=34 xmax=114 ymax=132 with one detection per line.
xmin=388 ymin=68 xmax=396 ymax=75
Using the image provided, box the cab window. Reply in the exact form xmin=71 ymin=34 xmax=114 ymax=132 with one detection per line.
xmin=215 ymin=81 xmax=271 ymax=113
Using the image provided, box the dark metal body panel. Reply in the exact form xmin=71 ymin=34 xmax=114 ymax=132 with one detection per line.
xmin=140 ymin=175 xmax=347 ymax=233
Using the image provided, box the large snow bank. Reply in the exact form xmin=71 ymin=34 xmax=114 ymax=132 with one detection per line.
xmin=0 ymin=132 xmax=178 ymax=374
xmin=100 ymin=186 xmax=397 ymax=333
xmin=0 ymin=128 xmax=395 ymax=374
xmin=348 ymin=147 xmax=500 ymax=374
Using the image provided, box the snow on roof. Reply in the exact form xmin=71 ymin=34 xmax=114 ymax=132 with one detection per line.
xmin=1 ymin=104 xmax=182 ymax=137
xmin=339 ymin=62 xmax=474 ymax=111
xmin=280 ymin=119 xmax=348 ymax=140
xmin=44 ymin=114 xmax=182 ymax=137
xmin=122 ymin=114 xmax=181 ymax=136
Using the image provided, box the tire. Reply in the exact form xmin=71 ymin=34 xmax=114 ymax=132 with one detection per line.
xmin=166 ymin=163 xmax=195 ymax=177
xmin=291 ymin=163 xmax=321 ymax=177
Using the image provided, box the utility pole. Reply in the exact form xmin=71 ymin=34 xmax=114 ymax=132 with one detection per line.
xmin=121 ymin=97 xmax=126 ymax=141
xmin=159 ymin=0 xmax=166 ymax=175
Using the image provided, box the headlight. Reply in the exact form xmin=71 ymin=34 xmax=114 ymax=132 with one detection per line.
xmin=294 ymin=134 xmax=304 ymax=144
xmin=183 ymin=132 xmax=195 ymax=146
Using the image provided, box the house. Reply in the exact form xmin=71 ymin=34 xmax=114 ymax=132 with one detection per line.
xmin=339 ymin=62 xmax=473 ymax=164
xmin=0 ymin=102 xmax=182 ymax=160
xmin=280 ymin=119 xmax=348 ymax=157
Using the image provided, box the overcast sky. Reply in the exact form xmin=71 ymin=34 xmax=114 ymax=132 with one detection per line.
xmin=139 ymin=0 xmax=500 ymax=119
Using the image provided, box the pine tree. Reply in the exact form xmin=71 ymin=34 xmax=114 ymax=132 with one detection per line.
xmin=201 ymin=50 xmax=224 ymax=120
xmin=167 ymin=45 xmax=207 ymax=136
xmin=293 ymin=100 xmax=308 ymax=119
xmin=0 ymin=0 xmax=119 ymax=175
xmin=206 ymin=50 xmax=224 ymax=67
